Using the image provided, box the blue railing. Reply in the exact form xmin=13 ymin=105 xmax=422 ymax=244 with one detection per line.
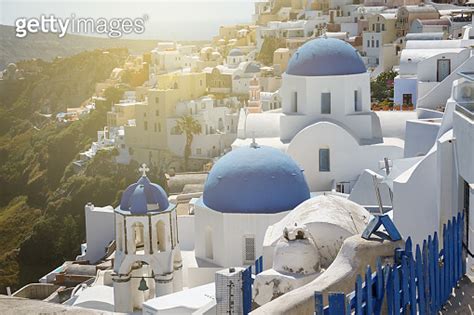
xmin=315 ymin=213 xmax=465 ymax=315
xmin=243 ymin=256 xmax=264 ymax=315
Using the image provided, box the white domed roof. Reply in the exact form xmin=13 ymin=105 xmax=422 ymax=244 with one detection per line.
xmin=273 ymin=224 xmax=320 ymax=275
xmin=264 ymin=195 xmax=370 ymax=267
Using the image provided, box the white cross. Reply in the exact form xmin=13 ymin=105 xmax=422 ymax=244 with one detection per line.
xmin=250 ymin=132 xmax=259 ymax=148
xmin=139 ymin=163 xmax=150 ymax=177
xmin=321 ymin=26 xmax=327 ymax=38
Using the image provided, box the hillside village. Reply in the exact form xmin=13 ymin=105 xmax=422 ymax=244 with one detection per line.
xmin=1 ymin=0 xmax=473 ymax=314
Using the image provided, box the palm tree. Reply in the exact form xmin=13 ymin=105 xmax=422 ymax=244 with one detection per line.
xmin=175 ymin=115 xmax=202 ymax=171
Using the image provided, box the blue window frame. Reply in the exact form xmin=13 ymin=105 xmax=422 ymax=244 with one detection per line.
xmin=319 ymin=148 xmax=330 ymax=172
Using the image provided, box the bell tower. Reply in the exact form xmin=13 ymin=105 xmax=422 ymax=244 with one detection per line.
xmin=247 ymin=75 xmax=262 ymax=113
xmin=113 ymin=164 xmax=183 ymax=312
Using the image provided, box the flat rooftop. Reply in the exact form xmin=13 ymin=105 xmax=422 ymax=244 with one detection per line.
xmin=0 ymin=295 xmax=114 ymax=315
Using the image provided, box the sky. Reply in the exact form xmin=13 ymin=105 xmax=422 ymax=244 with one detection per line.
xmin=0 ymin=0 xmax=258 ymax=40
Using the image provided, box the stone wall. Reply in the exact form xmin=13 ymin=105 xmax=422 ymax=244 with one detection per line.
xmin=252 ymin=235 xmax=404 ymax=315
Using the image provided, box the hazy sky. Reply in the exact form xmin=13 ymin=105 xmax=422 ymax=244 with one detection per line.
xmin=0 ymin=0 xmax=257 ymax=40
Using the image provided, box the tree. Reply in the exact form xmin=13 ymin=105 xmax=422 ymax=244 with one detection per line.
xmin=371 ymin=70 xmax=398 ymax=102
xmin=175 ymin=115 xmax=202 ymax=171
xmin=103 ymin=86 xmax=125 ymax=106
xmin=256 ymin=37 xmax=285 ymax=66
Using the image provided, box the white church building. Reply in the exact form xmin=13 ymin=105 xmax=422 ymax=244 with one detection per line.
xmin=194 ymin=144 xmax=311 ymax=268
xmin=234 ymin=37 xmax=405 ymax=192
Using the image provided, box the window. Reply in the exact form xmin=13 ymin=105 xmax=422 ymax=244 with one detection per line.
xmin=319 ymin=148 xmax=330 ymax=172
xmin=117 ymin=222 xmax=123 ymax=251
xmin=244 ymin=236 xmax=255 ymax=263
xmin=200 ymin=79 xmax=203 ymax=86
xmin=382 ymin=24 xmax=385 ymax=31
xmin=144 ymin=121 xmax=148 ymax=131
xmin=144 ymin=112 xmax=147 ymax=117
xmin=376 ymin=40 xmax=379 ymax=48
xmin=437 ymin=59 xmax=451 ymax=82
xmin=155 ymin=97 xmax=159 ymax=103
xmin=158 ymin=123 xmax=161 ymax=132
xmin=354 ymin=90 xmax=361 ymax=112
xmin=132 ymin=222 xmax=145 ymax=254
xmin=367 ymin=40 xmax=370 ymax=48
xmin=321 ymin=93 xmax=331 ymax=114
xmin=156 ymin=110 xmax=159 ymax=116
xmin=292 ymin=91 xmax=298 ymax=113
xmin=205 ymin=227 xmax=213 ymax=259
xmin=371 ymin=40 xmax=375 ymax=47
xmin=156 ymin=220 xmax=166 ymax=252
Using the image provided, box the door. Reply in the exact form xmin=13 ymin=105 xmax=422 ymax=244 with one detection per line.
xmin=437 ymin=59 xmax=451 ymax=82
xmin=402 ymin=94 xmax=412 ymax=105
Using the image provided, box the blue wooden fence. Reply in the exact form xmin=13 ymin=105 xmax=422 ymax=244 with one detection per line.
xmin=315 ymin=213 xmax=465 ymax=315
xmin=243 ymin=256 xmax=264 ymax=315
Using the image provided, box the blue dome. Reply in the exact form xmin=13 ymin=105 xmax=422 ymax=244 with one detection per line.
xmin=228 ymin=48 xmax=244 ymax=57
xmin=120 ymin=176 xmax=170 ymax=214
xmin=203 ymin=145 xmax=310 ymax=214
xmin=286 ymin=38 xmax=366 ymax=76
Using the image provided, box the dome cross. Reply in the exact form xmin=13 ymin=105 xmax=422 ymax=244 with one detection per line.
xmin=250 ymin=132 xmax=259 ymax=148
xmin=139 ymin=163 xmax=150 ymax=177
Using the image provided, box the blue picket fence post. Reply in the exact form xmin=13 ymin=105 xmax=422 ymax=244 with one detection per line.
xmin=444 ymin=222 xmax=450 ymax=301
xmin=422 ymin=239 xmax=430 ymax=313
xmin=401 ymin=255 xmax=409 ymax=311
xmin=242 ymin=266 xmax=252 ymax=315
xmin=434 ymin=232 xmax=440 ymax=310
xmin=408 ymin=252 xmax=417 ymax=315
xmin=415 ymin=244 xmax=425 ymax=315
xmin=374 ymin=258 xmax=384 ymax=315
xmin=428 ymin=234 xmax=435 ymax=313
xmin=313 ymin=214 xmax=466 ymax=315
xmin=254 ymin=256 xmax=263 ymax=275
xmin=448 ymin=217 xmax=459 ymax=288
xmin=386 ymin=266 xmax=394 ymax=315
xmin=314 ymin=292 xmax=324 ymax=315
xmin=355 ymin=275 xmax=362 ymax=314
xmin=366 ymin=266 xmax=373 ymax=315
xmin=328 ymin=292 xmax=346 ymax=315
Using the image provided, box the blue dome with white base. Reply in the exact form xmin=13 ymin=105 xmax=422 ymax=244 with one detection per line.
xmin=286 ymin=37 xmax=366 ymax=76
xmin=203 ymin=145 xmax=310 ymax=214
xmin=120 ymin=175 xmax=169 ymax=215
